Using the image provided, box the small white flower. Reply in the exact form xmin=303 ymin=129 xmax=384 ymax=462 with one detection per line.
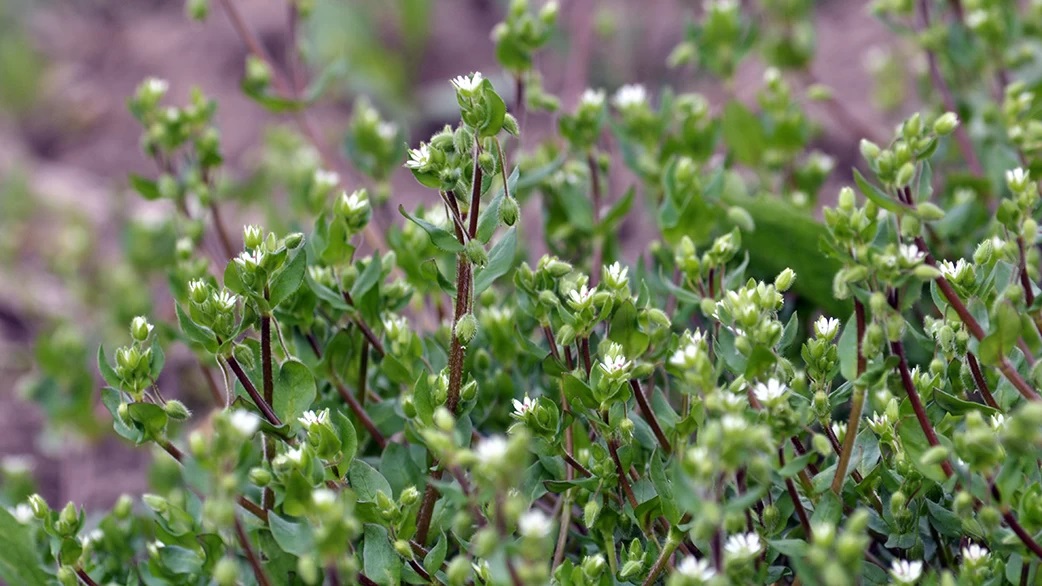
xmin=939 ymin=258 xmax=970 ymax=281
xmin=724 ymin=532 xmax=762 ymax=558
xmin=405 ymin=143 xmax=432 ymax=170
xmin=604 ymin=261 xmax=629 ymax=289
xmin=338 ymin=190 xmax=369 ymax=214
xmin=142 ymin=77 xmax=169 ymax=96
xmin=283 ymin=446 xmax=305 ymax=465
xmin=376 ymin=122 xmax=398 ymax=141
xmin=721 ymin=414 xmax=748 ymax=433
xmin=1008 ymin=167 xmax=1030 ymax=188
xmin=867 ymin=411 xmax=891 ymax=435
xmin=814 ymin=316 xmax=841 ymax=340
xmin=475 ymin=435 xmax=509 ymax=465
xmin=313 ymin=169 xmax=340 ymax=189
xmin=962 ymin=543 xmax=989 ymax=564
xmin=990 ymin=413 xmax=1005 ymax=430
xmin=831 ymin=421 xmax=847 ymax=443
xmin=188 ymin=278 xmax=207 ymax=300
xmin=81 ymin=528 xmax=104 ymax=547
xmin=718 ymin=392 xmax=745 ymax=411
xmin=567 ymin=284 xmax=594 ymax=309
xmin=676 ymin=556 xmax=715 ymax=581
xmin=1 ymin=456 xmax=31 ymax=475
xmin=9 ymin=504 xmax=33 ymax=524
xmin=512 ymin=394 xmax=535 ymax=418
xmin=450 ymin=72 xmax=484 ymax=94
xmin=753 ymin=378 xmax=788 ymax=404
xmin=312 ymin=489 xmax=337 ymax=507
xmin=613 ymin=84 xmax=647 ymax=109
xmin=212 ymin=289 xmax=239 ymax=313
xmin=601 ymin=354 xmax=632 ymax=376
xmin=580 ymin=88 xmax=606 ymax=108
xmin=518 ymin=509 xmax=552 ymax=538
xmin=228 ymin=410 xmax=260 ymax=436
xmin=670 ymin=331 xmax=706 ymax=369
xmin=234 ymin=249 xmax=265 ymax=272
xmin=890 ymin=559 xmax=923 ymax=584
xmin=298 ymin=409 xmax=329 ymax=430
xmin=898 ymin=243 xmax=925 ymax=266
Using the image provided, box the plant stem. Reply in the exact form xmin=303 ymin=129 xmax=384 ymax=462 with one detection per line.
xmin=562 ymin=451 xmax=593 ymax=478
xmin=234 ymin=516 xmax=273 ymax=586
xmin=914 ymin=235 xmax=1041 ymax=401
xmin=630 ymin=379 xmax=672 ymax=455
xmin=160 ymin=440 xmax=268 ymax=522
xmin=341 ymin=290 xmax=386 ymax=357
xmin=226 ymin=355 xmax=281 ymax=425
xmin=468 ymin=142 xmax=484 ymax=238
xmin=357 ymin=339 xmax=370 ymax=404
xmin=75 ymin=567 xmax=101 ymax=586
xmin=967 ymin=352 xmax=1000 ymax=409
xmin=641 ymin=536 xmax=681 ymax=586
xmin=781 ymin=449 xmax=813 ymax=538
xmin=890 ymin=335 xmax=954 ymax=478
xmin=209 ymin=201 xmax=235 ymax=260
xmin=855 ymin=298 xmax=867 ymax=375
xmin=333 ymin=377 xmax=387 ymax=449
xmin=831 ymin=385 xmax=866 ymax=494
xmin=261 ymin=308 xmax=275 ymax=510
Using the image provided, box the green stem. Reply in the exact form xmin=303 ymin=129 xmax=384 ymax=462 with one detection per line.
xmin=641 ymin=534 xmax=681 ymax=586
xmin=831 ymin=385 xmax=865 ymax=494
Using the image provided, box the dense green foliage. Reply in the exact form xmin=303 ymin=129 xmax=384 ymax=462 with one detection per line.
xmin=6 ymin=0 xmax=1042 ymax=585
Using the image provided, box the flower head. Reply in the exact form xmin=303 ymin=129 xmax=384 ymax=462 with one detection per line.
xmin=1007 ymin=167 xmax=1030 ymax=192
xmin=405 ymin=143 xmax=433 ymax=170
xmin=212 ymin=289 xmax=239 ymax=313
xmin=313 ymin=169 xmax=340 ymax=190
xmin=889 ymin=559 xmax=923 ymax=584
xmin=567 ymin=284 xmax=595 ymax=310
xmin=670 ymin=330 xmax=707 ymax=369
xmin=512 ymin=394 xmax=535 ymax=418
xmin=753 ymin=378 xmax=788 ymax=404
xmin=962 ymin=543 xmax=989 ymax=564
xmin=580 ymin=88 xmax=606 ymax=109
xmin=298 ymin=409 xmax=330 ymax=430
xmin=675 ymin=556 xmax=715 ymax=581
xmin=814 ymin=316 xmax=841 ymax=340
xmin=518 ymin=509 xmax=552 ymax=538
xmin=450 ymin=72 xmax=485 ymax=95
xmin=724 ymin=532 xmax=762 ymax=558
xmin=9 ymin=503 xmax=33 ymax=525
xmin=312 ymin=488 xmax=337 ymax=507
xmin=939 ymin=258 xmax=971 ymax=282
xmin=898 ymin=243 xmax=925 ymax=266
xmin=475 ymin=435 xmax=509 ymax=465
xmin=603 ymin=261 xmax=630 ymax=290
xmin=376 ymin=122 xmax=398 ymax=141
xmin=613 ymin=84 xmax=647 ymax=109
xmin=990 ymin=413 xmax=1005 ymax=430
xmin=228 ymin=410 xmax=260 ymax=437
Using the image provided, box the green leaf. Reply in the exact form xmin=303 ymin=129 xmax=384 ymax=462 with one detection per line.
xmin=334 ymin=411 xmax=358 ymax=469
xmin=101 ymin=387 xmax=144 ymax=443
xmin=811 ymin=491 xmax=843 ymax=526
xmin=97 ymin=345 xmax=120 ymax=387
xmin=721 ymin=101 xmax=764 ymax=166
xmin=424 ymin=534 xmax=448 ymax=575
xmin=598 ymin=187 xmax=635 ymax=231
xmin=979 ymin=303 xmax=1021 ymax=366
xmin=852 ymin=168 xmax=904 ymax=214
xmin=175 ymin=303 xmax=217 ymax=352
xmin=363 ymin=524 xmax=402 ymax=586
xmin=273 ymin=359 xmax=317 ymax=423
xmin=778 ymin=451 xmax=816 ymax=478
xmin=838 ymin=310 xmax=858 ymax=382
xmin=474 ymin=227 xmax=517 ymax=294
xmin=268 ymin=512 xmax=316 ymax=556
xmin=129 ymin=174 xmax=161 ymax=200
xmin=269 ymin=246 xmax=307 ymax=308
xmin=351 ymin=255 xmax=384 ymax=300
xmin=649 ymin=454 xmax=679 ymax=524
xmin=127 ymin=401 xmax=169 ymax=440
xmin=476 ymin=166 xmax=519 ymax=244
xmin=399 ymin=206 xmax=463 ymax=253
xmin=0 ymin=507 xmax=50 ymax=586
xmin=349 ymin=460 xmax=393 ymax=503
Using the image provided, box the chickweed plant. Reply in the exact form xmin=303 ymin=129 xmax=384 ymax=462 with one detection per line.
xmin=6 ymin=0 xmax=1042 ymax=585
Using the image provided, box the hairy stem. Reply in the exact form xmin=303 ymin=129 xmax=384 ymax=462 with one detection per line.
xmin=831 ymin=385 xmax=866 ymax=494
xmin=967 ymin=352 xmax=1000 ymax=409
xmin=641 ymin=535 xmax=681 ymax=586
xmin=781 ymin=449 xmax=814 ymax=538
xmin=630 ymin=379 xmax=672 ymax=455
xmin=226 ymin=355 xmax=281 ymax=425
xmin=261 ymin=308 xmax=275 ymax=510
xmin=234 ymin=517 xmax=273 ymax=586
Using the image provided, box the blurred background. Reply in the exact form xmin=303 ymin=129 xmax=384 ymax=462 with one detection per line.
xmin=0 ymin=0 xmax=910 ymax=514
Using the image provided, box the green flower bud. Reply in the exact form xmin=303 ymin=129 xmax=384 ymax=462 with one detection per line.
xmin=244 ymin=55 xmax=272 ymax=89
xmin=895 ymin=162 xmax=915 ymax=186
xmin=214 ymin=557 xmax=239 ymax=586
xmin=446 ymin=556 xmax=471 ymax=586
xmin=163 ymin=399 xmax=191 ymax=421
xmin=130 ymin=316 xmax=154 ymax=342
xmin=28 ymin=494 xmax=49 ymax=519
xmin=297 ymin=555 xmax=319 ymax=585
xmin=727 ymin=206 xmax=755 ymax=232
xmin=916 ymin=202 xmax=945 ymax=221
xmin=499 ymin=196 xmax=520 ymax=226
xmin=478 ymin=151 xmax=497 ymax=176
xmin=57 ymin=566 xmax=78 ymax=586
xmin=283 ymin=232 xmax=304 ymax=249
xmin=933 ymin=112 xmax=959 ymax=135
xmin=774 ymin=268 xmax=796 ymax=292
xmin=919 ymin=445 xmax=949 ymax=467
xmin=503 ymin=113 xmax=520 ymax=136
xmin=464 ymin=239 xmax=488 ymax=267
xmin=249 ymin=467 xmax=272 ymax=487
xmin=456 ymin=313 xmax=478 ymax=344
xmin=584 ymin=499 xmax=601 ymax=527
xmin=400 ymin=486 xmax=420 ymax=507
xmin=243 ymin=224 xmax=263 ymax=249
xmin=859 ymin=139 xmax=880 ymax=164
xmin=582 ymin=554 xmax=607 ymax=579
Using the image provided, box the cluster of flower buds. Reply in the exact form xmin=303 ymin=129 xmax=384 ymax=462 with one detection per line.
xmin=491 ymin=0 xmax=558 ymax=74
